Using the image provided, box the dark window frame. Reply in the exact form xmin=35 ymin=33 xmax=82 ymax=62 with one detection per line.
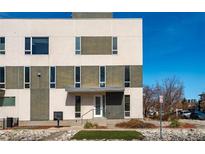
xmin=0 ymin=67 xmax=5 ymax=88
xmin=24 ymin=66 xmax=30 ymax=88
xmin=124 ymin=95 xmax=130 ymax=117
xmin=25 ymin=37 xmax=49 ymax=55
xmin=75 ymin=96 xmax=81 ymax=118
xmin=75 ymin=36 xmax=81 ymax=55
xmin=124 ymin=66 xmax=130 ymax=87
xmin=50 ymin=66 xmax=56 ymax=88
xmin=112 ymin=37 xmax=118 ymax=55
xmin=0 ymin=37 xmax=5 ymax=55
xmin=75 ymin=66 xmax=81 ymax=88
xmin=99 ymin=66 xmax=106 ymax=87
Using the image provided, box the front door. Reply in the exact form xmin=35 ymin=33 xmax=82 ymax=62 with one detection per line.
xmin=94 ymin=95 xmax=103 ymax=117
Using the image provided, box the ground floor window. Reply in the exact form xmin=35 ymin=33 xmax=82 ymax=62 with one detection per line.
xmin=124 ymin=95 xmax=130 ymax=117
xmin=75 ymin=96 xmax=81 ymax=118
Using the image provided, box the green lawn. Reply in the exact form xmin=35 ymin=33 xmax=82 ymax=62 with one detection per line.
xmin=71 ymin=130 xmax=144 ymax=141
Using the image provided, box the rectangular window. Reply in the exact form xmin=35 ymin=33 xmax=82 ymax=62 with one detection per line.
xmin=25 ymin=37 xmax=31 ymax=55
xmin=124 ymin=66 xmax=130 ymax=87
xmin=0 ymin=37 xmax=5 ymax=54
xmin=75 ymin=96 xmax=81 ymax=118
xmin=25 ymin=37 xmax=49 ymax=55
xmin=24 ymin=66 xmax=30 ymax=88
xmin=75 ymin=37 xmax=81 ymax=55
xmin=112 ymin=37 xmax=118 ymax=54
xmin=0 ymin=97 xmax=15 ymax=107
xmin=124 ymin=95 xmax=130 ymax=117
xmin=0 ymin=67 xmax=5 ymax=88
xmin=75 ymin=66 xmax=81 ymax=88
xmin=99 ymin=66 xmax=106 ymax=87
xmin=50 ymin=66 xmax=56 ymax=88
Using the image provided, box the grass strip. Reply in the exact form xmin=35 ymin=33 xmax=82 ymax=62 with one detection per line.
xmin=72 ymin=130 xmax=144 ymax=141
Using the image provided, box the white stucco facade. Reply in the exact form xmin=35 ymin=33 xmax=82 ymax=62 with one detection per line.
xmin=0 ymin=18 xmax=143 ymax=121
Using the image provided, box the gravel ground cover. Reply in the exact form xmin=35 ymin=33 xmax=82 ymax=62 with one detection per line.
xmin=138 ymin=128 xmax=205 ymax=141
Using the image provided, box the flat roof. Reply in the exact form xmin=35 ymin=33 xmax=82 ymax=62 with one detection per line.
xmin=65 ymin=87 xmax=124 ymax=93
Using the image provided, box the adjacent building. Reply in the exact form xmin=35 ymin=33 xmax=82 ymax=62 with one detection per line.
xmin=0 ymin=13 xmax=143 ymax=125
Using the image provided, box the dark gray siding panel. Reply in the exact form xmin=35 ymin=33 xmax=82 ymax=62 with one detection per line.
xmin=106 ymin=92 xmax=124 ymax=119
xmin=81 ymin=37 xmax=112 ymax=55
xmin=6 ymin=66 xmax=24 ymax=89
xmin=30 ymin=66 xmax=49 ymax=121
xmin=81 ymin=66 xmax=99 ymax=88
xmin=72 ymin=12 xmax=113 ymax=18
xmin=56 ymin=66 xmax=74 ymax=88
xmin=106 ymin=66 xmax=124 ymax=87
xmin=30 ymin=89 xmax=49 ymax=121
xmin=131 ymin=65 xmax=143 ymax=87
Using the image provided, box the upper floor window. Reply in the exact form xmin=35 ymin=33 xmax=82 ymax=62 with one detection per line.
xmin=0 ymin=67 xmax=5 ymax=88
xmin=75 ymin=37 xmax=81 ymax=55
xmin=112 ymin=37 xmax=118 ymax=54
xmin=25 ymin=37 xmax=49 ymax=55
xmin=99 ymin=66 xmax=106 ymax=87
xmin=24 ymin=66 xmax=30 ymax=88
xmin=50 ymin=66 xmax=56 ymax=88
xmin=0 ymin=37 xmax=5 ymax=55
xmin=124 ymin=66 xmax=130 ymax=87
xmin=74 ymin=66 xmax=81 ymax=88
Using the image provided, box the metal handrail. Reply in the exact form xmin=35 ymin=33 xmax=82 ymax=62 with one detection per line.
xmin=80 ymin=108 xmax=104 ymax=125
xmin=80 ymin=109 xmax=95 ymax=125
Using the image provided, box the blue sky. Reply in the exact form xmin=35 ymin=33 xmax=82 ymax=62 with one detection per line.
xmin=0 ymin=12 xmax=205 ymax=99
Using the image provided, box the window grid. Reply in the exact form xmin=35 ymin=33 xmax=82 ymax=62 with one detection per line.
xmin=50 ymin=66 xmax=56 ymax=88
xmin=0 ymin=67 xmax=5 ymax=88
xmin=74 ymin=66 xmax=81 ymax=88
xmin=124 ymin=95 xmax=130 ymax=117
xmin=25 ymin=37 xmax=32 ymax=55
xmin=112 ymin=37 xmax=118 ymax=55
xmin=0 ymin=37 xmax=5 ymax=55
xmin=124 ymin=66 xmax=131 ymax=87
xmin=75 ymin=96 xmax=81 ymax=118
xmin=24 ymin=66 xmax=30 ymax=89
xmin=75 ymin=37 xmax=81 ymax=55
xmin=99 ymin=66 xmax=106 ymax=88
xmin=25 ymin=37 xmax=49 ymax=55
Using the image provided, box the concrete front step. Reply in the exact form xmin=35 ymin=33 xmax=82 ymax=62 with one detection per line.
xmin=19 ymin=120 xmax=81 ymax=127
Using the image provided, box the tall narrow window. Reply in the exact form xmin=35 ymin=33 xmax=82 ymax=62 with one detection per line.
xmin=99 ymin=66 xmax=106 ymax=87
xmin=124 ymin=66 xmax=130 ymax=87
xmin=0 ymin=67 xmax=5 ymax=88
xmin=75 ymin=66 xmax=81 ymax=88
xmin=25 ymin=37 xmax=49 ymax=55
xmin=0 ymin=37 xmax=5 ymax=55
xmin=24 ymin=67 xmax=30 ymax=88
xmin=124 ymin=95 xmax=130 ymax=117
xmin=112 ymin=37 xmax=118 ymax=54
xmin=75 ymin=96 xmax=81 ymax=118
xmin=50 ymin=66 xmax=56 ymax=88
xmin=75 ymin=37 xmax=81 ymax=55
xmin=25 ymin=37 xmax=31 ymax=54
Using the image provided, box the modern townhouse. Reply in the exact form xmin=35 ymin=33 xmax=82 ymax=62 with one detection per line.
xmin=0 ymin=13 xmax=143 ymax=126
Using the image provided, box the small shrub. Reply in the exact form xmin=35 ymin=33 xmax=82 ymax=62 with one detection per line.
xmin=84 ymin=122 xmax=95 ymax=129
xmin=115 ymin=119 xmax=157 ymax=128
xmin=84 ymin=122 xmax=104 ymax=129
xmin=169 ymin=119 xmax=181 ymax=128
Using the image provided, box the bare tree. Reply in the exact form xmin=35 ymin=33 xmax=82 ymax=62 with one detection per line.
xmin=143 ymin=76 xmax=184 ymax=116
xmin=143 ymin=85 xmax=160 ymax=117
xmin=161 ymin=76 xmax=184 ymax=112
